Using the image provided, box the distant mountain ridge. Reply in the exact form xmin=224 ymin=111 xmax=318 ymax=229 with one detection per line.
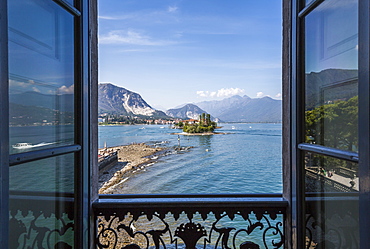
xmin=98 ymin=83 xmax=167 ymax=117
xmin=305 ymin=68 xmax=358 ymax=109
xmin=192 ymin=95 xmax=282 ymax=123
xmin=195 ymin=95 xmax=247 ymax=118
xmin=10 ymin=91 xmax=74 ymax=113
xmin=9 ymin=91 xmax=74 ymax=126
xmin=166 ymin=104 xmax=209 ymax=120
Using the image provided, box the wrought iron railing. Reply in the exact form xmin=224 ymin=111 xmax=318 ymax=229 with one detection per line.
xmin=93 ymin=194 xmax=287 ymax=249
xmin=9 ymin=191 xmax=75 ymax=248
xmin=305 ymin=193 xmax=359 ymax=249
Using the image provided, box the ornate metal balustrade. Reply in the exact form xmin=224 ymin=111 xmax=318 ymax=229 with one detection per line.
xmin=93 ymin=194 xmax=287 ymax=249
xmin=305 ymin=193 xmax=359 ymax=249
xmin=9 ymin=192 xmax=75 ymax=249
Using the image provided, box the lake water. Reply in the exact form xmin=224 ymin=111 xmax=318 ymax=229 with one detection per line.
xmin=99 ymin=123 xmax=282 ymax=194
xmin=8 ymin=123 xmax=283 ymax=246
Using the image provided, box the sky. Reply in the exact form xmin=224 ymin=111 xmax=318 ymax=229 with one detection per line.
xmin=98 ymin=0 xmax=282 ymax=110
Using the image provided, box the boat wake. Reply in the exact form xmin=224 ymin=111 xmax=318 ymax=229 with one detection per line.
xmin=12 ymin=142 xmax=55 ymax=149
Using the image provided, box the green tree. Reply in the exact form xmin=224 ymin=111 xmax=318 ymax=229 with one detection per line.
xmin=206 ymin=114 xmax=211 ymax=125
xmin=305 ymin=95 xmax=358 ymax=170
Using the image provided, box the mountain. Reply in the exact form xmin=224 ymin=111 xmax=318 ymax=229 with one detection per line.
xmin=166 ymin=104 xmax=209 ymax=120
xmin=190 ymin=95 xmax=282 ymax=123
xmin=9 ymin=102 xmax=74 ymax=126
xmin=305 ymin=68 xmax=358 ymax=109
xmin=98 ymin=83 xmax=167 ymax=117
xmin=9 ymin=91 xmax=74 ymax=126
xmin=216 ymin=96 xmax=281 ymax=123
xmin=196 ymin=95 xmax=247 ymax=118
xmin=10 ymin=91 xmax=74 ymax=113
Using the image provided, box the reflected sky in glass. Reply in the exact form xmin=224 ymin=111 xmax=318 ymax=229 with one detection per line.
xmin=304 ymin=0 xmax=358 ymax=152
xmin=8 ymin=0 xmax=75 ymax=152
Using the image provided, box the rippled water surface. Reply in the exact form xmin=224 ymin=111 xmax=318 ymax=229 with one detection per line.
xmin=99 ymin=123 xmax=282 ymax=194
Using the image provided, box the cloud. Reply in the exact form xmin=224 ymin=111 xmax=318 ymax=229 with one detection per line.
xmin=98 ymin=13 xmax=138 ymax=20
xmin=118 ymin=49 xmax=146 ymax=53
xmin=32 ymin=87 xmax=41 ymax=93
xmin=196 ymin=91 xmax=208 ymax=97
xmin=256 ymin=92 xmax=264 ymax=98
xmin=275 ymin=93 xmax=282 ymax=98
xmin=196 ymin=88 xmax=245 ymax=98
xmin=58 ymin=84 xmax=74 ymax=94
xmin=217 ymin=88 xmax=245 ymax=97
xmin=99 ymin=30 xmax=177 ymax=46
xmin=9 ymin=79 xmax=28 ymax=88
xmin=168 ymin=6 xmax=178 ymax=13
xmin=98 ymin=15 xmax=121 ymax=20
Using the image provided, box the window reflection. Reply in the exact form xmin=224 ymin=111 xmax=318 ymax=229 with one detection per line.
xmin=9 ymin=153 xmax=75 ymax=193
xmin=305 ymin=0 xmax=358 ymax=152
xmin=8 ymin=0 xmax=75 ymax=154
xmin=304 ymin=1 xmax=359 ymax=247
xmin=305 ymin=152 xmax=359 ymax=248
xmin=305 ymin=0 xmax=314 ymax=6
xmin=305 ymin=152 xmax=358 ymax=193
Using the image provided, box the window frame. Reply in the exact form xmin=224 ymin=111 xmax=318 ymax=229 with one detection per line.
xmin=0 ymin=0 xmax=97 ymax=247
xmin=287 ymin=0 xmax=370 ymax=247
xmin=0 ymin=0 xmax=9 ymax=246
xmin=358 ymin=0 xmax=370 ymax=247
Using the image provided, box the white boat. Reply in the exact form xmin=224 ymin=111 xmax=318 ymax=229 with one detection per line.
xmin=12 ymin=142 xmax=54 ymax=149
xmin=12 ymin=143 xmax=33 ymax=149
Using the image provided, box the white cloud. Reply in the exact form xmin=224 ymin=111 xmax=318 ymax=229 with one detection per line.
xmin=32 ymin=87 xmax=40 ymax=93
xmin=98 ymin=15 xmax=120 ymax=20
xmin=118 ymin=49 xmax=146 ymax=53
xmin=99 ymin=30 xmax=177 ymax=46
xmin=9 ymin=79 xmax=28 ymax=88
xmin=196 ymin=91 xmax=208 ymax=97
xmin=217 ymin=88 xmax=245 ymax=97
xmin=98 ymin=13 xmax=137 ymax=20
xmin=275 ymin=93 xmax=282 ymax=98
xmin=256 ymin=92 xmax=264 ymax=98
xmin=58 ymin=84 xmax=74 ymax=94
xmin=196 ymin=88 xmax=245 ymax=98
xmin=168 ymin=6 xmax=178 ymax=13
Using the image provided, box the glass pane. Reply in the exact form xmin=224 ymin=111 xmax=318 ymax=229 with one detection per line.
xmin=305 ymin=153 xmax=359 ymax=248
xmin=10 ymin=153 xmax=75 ymax=193
xmin=9 ymin=154 xmax=75 ymax=247
xmin=305 ymin=0 xmax=358 ymax=152
xmin=305 ymin=0 xmax=314 ymax=6
xmin=305 ymin=152 xmax=358 ymax=193
xmin=8 ymin=0 xmax=75 ymax=154
xmin=65 ymin=0 xmax=74 ymax=5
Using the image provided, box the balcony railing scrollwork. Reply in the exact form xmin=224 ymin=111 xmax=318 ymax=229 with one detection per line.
xmin=93 ymin=194 xmax=287 ymax=249
xmin=305 ymin=193 xmax=359 ymax=249
xmin=9 ymin=191 xmax=75 ymax=248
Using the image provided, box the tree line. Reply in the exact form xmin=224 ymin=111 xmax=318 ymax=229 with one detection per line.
xmin=305 ymin=95 xmax=358 ymax=171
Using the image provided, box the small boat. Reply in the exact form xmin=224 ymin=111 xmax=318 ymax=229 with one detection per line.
xmin=231 ymin=126 xmax=236 ymax=130
xmin=12 ymin=143 xmax=33 ymax=149
xmin=12 ymin=142 xmax=54 ymax=149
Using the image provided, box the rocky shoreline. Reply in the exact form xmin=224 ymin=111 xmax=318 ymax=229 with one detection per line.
xmin=99 ymin=143 xmax=192 ymax=194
